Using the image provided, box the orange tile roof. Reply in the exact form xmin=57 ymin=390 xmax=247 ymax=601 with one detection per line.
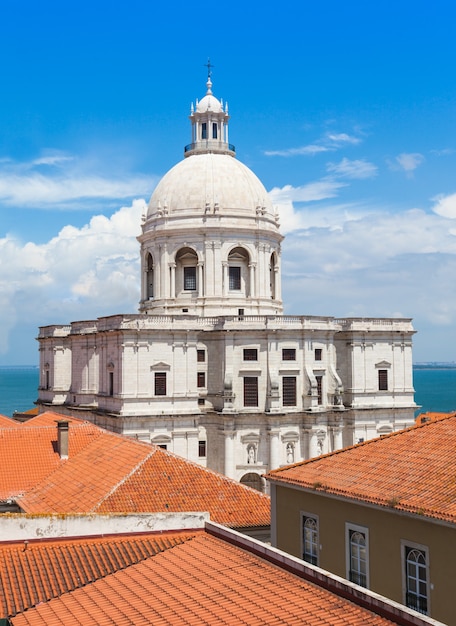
xmin=0 ymin=414 xmax=21 ymax=427
xmin=415 ymin=410 xmax=456 ymax=425
xmin=9 ymin=533 xmax=396 ymax=626
xmin=0 ymin=418 xmax=103 ymax=500
xmin=0 ymin=530 xmax=196 ymax=619
xmin=19 ymin=434 xmax=270 ymax=528
xmin=267 ymin=414 xmax=456 ymax=523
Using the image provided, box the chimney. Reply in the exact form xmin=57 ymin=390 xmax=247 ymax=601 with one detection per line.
xmin=56 ymin=420 xmax=69 ymax=459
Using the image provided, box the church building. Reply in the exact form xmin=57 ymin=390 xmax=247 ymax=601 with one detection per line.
xmin=37 ymin=74 xmax=417 ymax=491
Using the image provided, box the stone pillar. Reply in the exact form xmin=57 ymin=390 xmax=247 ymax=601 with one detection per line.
xmin=269 ymin=428 xmax=280 ymax=471
xmin=333 ymin=426 xmax=343 ymax=451
xmin=198 ymin=262 xmax=204 ymax=297
xmin=222 ymin=262 xmax=228 ymax=297
xmin=224 ymin=426 xmax=235 ymax=478
xmin=170 ymin=263 xmax=176 ymax=299
xmin=249 ymin=263 xmax=256 ymax=298
xmin=309 ymin=430 xmax=320 ymax=459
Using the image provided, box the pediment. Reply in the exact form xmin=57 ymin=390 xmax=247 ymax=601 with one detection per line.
xmin=375 ymin=360 xmax=391 ymax=368
xmin=150 ymin=362 xmax=171 ymax=371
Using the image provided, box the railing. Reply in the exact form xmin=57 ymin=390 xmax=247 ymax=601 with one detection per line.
xmin=184 ymin=141 xmax=235 ymax=154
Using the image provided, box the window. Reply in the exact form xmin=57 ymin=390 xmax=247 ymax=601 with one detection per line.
xmin=197 ymin=372 xmax=206 ymax=388
xmin=201 ymin=122 xmax=207 ymax=139
xmin=302 ymin=515 xmax=318 ymax=565
xmin=346 ymin=525 xmax=368 ymax=588
xmin=282 ymin=348 xmax=296 ymax=361
xmin=197 ymin=349 xmax=205 ymax=362
xmin=109 ymin=371 xmax=114 ymax=396
xmin=229 ymin=266 xmax=241 ymax=290
xmin=154 ymin=372 xmax=167 ymax=396
xmin=45 ymin=370 xmax=50 ymax=390
xmin=404 ymin=545 xmax=428 ymax=614
xmin=184 ymin=266 xmax=197 ymax=291
xmin=243 ymin=348 xmax=258 ymax=361
xmin=158 ymin=444 xmax=167 ymax=450
xmin=198 ymin=398 xmax=205 ymax=406
xmin=316 ymin=375 xmax=323 ymax=405
xmin=212 ymin=122 xmax=217 ymax=139
xmin=244 ymin=377 xmax=258 ymax=407
xmin=198 ymin=440 xmax=207 ymax=457
xmin=315 ymin=348 xmax=322 ymax=361
xmin=282 ymin=376 xmax=297 ymax=407
xmin=378 ymin=369 xmax=388 ymax=391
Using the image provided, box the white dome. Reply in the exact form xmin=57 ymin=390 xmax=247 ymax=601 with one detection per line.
xmin=196 ymin=93 xmax=223 ymax=113
xmin=147 ymin=153 xmax=274 ymax=217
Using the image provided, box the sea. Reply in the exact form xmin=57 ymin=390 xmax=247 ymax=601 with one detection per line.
xmin=0 ymin=365 xmax=455 ymax=419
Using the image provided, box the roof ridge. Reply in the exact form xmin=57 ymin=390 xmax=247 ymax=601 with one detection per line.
xmin=91 ymin=444 xmax=157 ymax=512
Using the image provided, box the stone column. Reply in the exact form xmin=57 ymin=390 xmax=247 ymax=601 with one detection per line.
xmin=269 ymin=428 xmax=280 ymax=471
xmin=249 ymin=263 xmax=256 ymax=298
xmin=222 ymin=262 xmax=228 ymax=297
xmin=197 ymin=262 xmax=204 ymax=297
xmin=309 ymin=430 xmax=320 ymax=459
xmin=170 ymin=263 xmax=176 ymax=299
xmin=224 ymin=426 xmax=235 ymax=478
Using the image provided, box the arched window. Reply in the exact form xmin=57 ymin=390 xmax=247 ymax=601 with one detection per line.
xmin=175 ymin=247 xmax=198 ymax=296
xmin=405 ymin=547 xmax=428 ymax=614
xmin=270 ymin=252 xmax=278 ymax=299
xmin=349 ymin=530 xmax=367 ymax=587
xmin=146 ymin=253 xmax=154 ymax=299
xmin=240 ymin=472 xmax=263 ymax=492
xmin=228 ymin=247 xmax=249 ymax=295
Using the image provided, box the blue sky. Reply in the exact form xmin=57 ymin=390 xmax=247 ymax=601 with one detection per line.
xmin=1 ymin=0 xmax=456 ymax=364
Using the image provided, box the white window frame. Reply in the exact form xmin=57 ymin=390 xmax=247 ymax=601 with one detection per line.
xmin=301 ymin=512 xmax=319 ymax=566
xmin=401 ymin=539 xmax=430 ymax=616
xmin=345 ymin=522 xmax=369 ymax=588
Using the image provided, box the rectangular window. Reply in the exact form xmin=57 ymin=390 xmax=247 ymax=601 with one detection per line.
xmin=198 ymin=440 xmax=207 ymax=457
xmin=346 ymin=524 xmax=369 ymax=588
xmin=302 ymin=514 xmax=319 ymax=566
xmin=45 ymin=370 xmax=50 ymax=390
xmin=184 ymin=266 xmax=197 ymax=291
xmin=282 ymin=348 xmax=296 ymax=361
xmin=212 ymin=122 xmax=217 ymax=139
xmin=244 ymin=377 xmax=258 ymax=407
xmin=109 ymin=371 xmax=114 ymax=396
xmin=378 ymin=369 xmax=388 ymax=391
xmin=197 ymin=349 xmax=205 ymax=362
xmin=283 ymin=376 xmax=297 ymax=407
xmin=243 ymin=348 xmax=258 ymax=361
xmin=201 ymin=122 xmax=207 ymax=139
xmin=197 ymin=372 xmax=206 ymax=388
xmin=154 ymin=372 xmax=167 ymax=396
xmin=315 ymin=348 xmax=322 ymax=361
xmin=404 ymin=544 xmax=429 ymax=615
xmin=316 ymin=375 xmax=323 ymax=405
xmin=229 ymin=266 xmax=241 ymax=290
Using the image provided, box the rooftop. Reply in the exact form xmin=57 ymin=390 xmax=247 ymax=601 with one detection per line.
xmin=267 ymin=413 xmax=456 ymax=524
xmin=5 ymin=521 xmax=438 ymax=626
xmin=0 ymin=412 xmax=270 ymax=529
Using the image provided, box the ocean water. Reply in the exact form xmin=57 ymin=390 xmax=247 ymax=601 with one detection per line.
xmin=0 ymin=366 xmax=455 ymax=418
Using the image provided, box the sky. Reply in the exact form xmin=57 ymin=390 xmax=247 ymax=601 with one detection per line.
xmin=1 ymin=0 xmax=456 ymax=365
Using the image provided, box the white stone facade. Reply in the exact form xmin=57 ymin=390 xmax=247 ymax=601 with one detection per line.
xmin=37 ymin=76 xmax=417 ymax=491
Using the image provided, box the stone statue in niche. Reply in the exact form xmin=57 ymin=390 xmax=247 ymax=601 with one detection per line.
xmin=286 ymin=442 xmax=294 ymax=464
xmin=247 ymin=443 xmax=256 ymax=464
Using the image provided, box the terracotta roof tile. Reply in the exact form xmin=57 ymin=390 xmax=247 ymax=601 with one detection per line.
xmin=0 ymin=531 xmax=195 ymax=619
xmin=9 ymin=534 xmax=395 ymax=626
xmin=0 ymin=419 xmax=103 ymax=500
xmin=267 ymin=414 xmax=456 ymax=523
xmin=20 ymin=439 xmax=270 ymax=528
xmin=0 ymin=414 xmax=21 ymax=427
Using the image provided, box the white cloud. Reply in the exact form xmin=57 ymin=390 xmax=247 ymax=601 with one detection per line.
xmin=264 ymin=129 xmax=362 ymax=158
xmin=393 ymin=152 xmax=425 ymax=175
xmin=326 ymin=157 xmax=378 ymax=179
xmin=264 ymin=145 xmax=331 ymax=157
xmin=325 ymin=133 xmax=361 ymax=145
xmin=0 ymin=153 xmax=154 ymax=208
xmin=431 ymin=192 xmax=456 ymax=219
xmin=0 ymin=199 xmax=146 ymax=358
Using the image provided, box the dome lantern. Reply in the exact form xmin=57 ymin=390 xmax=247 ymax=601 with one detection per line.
xmin=184 ymin=74 xmax=235 ymax=157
